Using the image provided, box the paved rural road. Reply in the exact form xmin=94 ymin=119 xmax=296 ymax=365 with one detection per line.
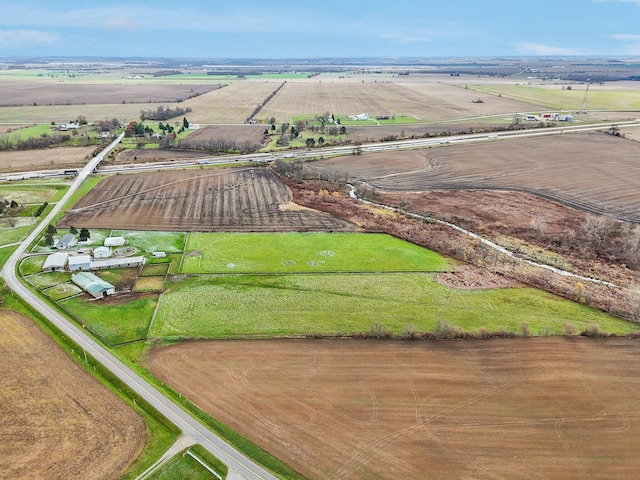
xmin=0 ymin=133 xmax=279 ymax=480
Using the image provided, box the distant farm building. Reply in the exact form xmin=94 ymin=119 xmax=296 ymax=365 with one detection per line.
xmin=56 ymin=233 xmax=77 ymax=250
xmin=348 ymin=113 xmax=369 ymax=121
xmin=93 ymin=246 xmax=112 ymax=258
xmin=71 ymin=272 xmax=115 ymax=299
xmin=152 ymin=251 xmax=166 ymax=258
xmin=91 ymin=256 xmax=145 ymax=270
xmin=42 ymin=253 xmax=68 ymax=272
xmin=68 ymin=255 xmax=92 ymax=272
xmin=104 ymin=236 xmax=125 ymax=247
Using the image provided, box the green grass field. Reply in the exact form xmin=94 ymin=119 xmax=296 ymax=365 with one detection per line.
xmin=150 ymin=273 xmax=635 ymax=340
xmin=61 ymin=294 xmax=157 ymax=345
xmin=181 ymin=232 xmax=453 ymax=274
xmin=471 ymin=85 xmax=640 ymax=111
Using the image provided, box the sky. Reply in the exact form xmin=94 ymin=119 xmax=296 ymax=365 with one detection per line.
xmin=1 ymin=0 xmax=639 ymax=59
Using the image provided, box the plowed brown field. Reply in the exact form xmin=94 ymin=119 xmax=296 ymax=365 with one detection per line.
xmin=0 ymin=310 xmax=145 ymax=480
xmin=59 ymin=168 xmax=358 ymax=232
xmin=308 ymin=132 xmax=640 ymax=222
xmin=259 ymin=81 xmax=541 ymax=122
xmin=147 ymin=337 xmax=640 ymax=480
xmin=0 ymin=82 xmax=220 ymax=106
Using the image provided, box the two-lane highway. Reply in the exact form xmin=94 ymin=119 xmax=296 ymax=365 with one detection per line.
xmin=0 ymin=133 xmax=279 ymax=480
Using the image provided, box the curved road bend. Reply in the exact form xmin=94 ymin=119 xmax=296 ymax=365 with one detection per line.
xmin=0 ymin=133 xmax=279 ymax=480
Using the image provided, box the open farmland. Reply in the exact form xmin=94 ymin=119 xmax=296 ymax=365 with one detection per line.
xmin=147 ymin=337 xmax=640 ymax=480
xmin=181 ymin=81 xmax=283 ymax=123
xmin=0 ymin=103 xmax=165 ymax=124
xmin=0 ymin=82 xmax=220 ymax=107
xmin=58 ymin=168 xmax=358 ymax=232
xmin=471 ymin=82 xmax=640 ymax=112
xmin=179 ymin=124 xmax=268 ymax=147
xmin=308 ymin=132 xmax=640 ymax=222
xmin=259 ymin=81 xmax=543 ymax=124
xmin=150 ymin=272 xmax=630 ymax=340
xmin=0 ymin=146 xmax=95 ymax=173
xmin=0 ymin=310 xmax=145 ymax=480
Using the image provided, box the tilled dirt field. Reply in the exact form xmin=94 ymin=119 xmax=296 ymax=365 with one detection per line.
xmin=0 ymin=146 xmax=95 ymax=173
xmin=0 ymin=82 xmax=220 ymax=106
xmin=0 ymin=310 xmax=145 ymax=480
xmin=307 ymin=132 xmax=640 ymax=222
xmin=59 ymin=168 xmax=358 ymax=232
xmin=147 ymin=337 xmax=640 ymax=480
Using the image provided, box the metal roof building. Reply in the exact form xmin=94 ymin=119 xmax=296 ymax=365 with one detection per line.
xmin=56 ymin=233 xmax=77 ymax=250
xmin=68 ymin=254 xmax=92 ymax=271
xmin=71 ymin=272 xmax=115 ymax=299
xmin=42 ymin=252 xmax=69 ymax=272
xmin=90 ymin=256 xmax=145 ymax=270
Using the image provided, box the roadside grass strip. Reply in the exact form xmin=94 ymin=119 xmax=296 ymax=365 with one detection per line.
xmin=150 ymin=273 xmax=634 ymax=340
xmin=181 ymin=232 xmax=453 ymax=274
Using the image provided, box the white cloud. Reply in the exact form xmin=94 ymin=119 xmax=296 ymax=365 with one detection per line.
xmin=608 ymin=33 xmax=640 ymax=54
xmin=381 ymin=33 xmax=431 ymax=44
xmin=0 ymin=29 xmax=61 ymax=48
xmin=514 ymin=42 xmax=582 ymax=56
xmin=594 ymin=0 xmax=640 ymax=5
xmin=610 ymin=33 xmax=640 ymax=41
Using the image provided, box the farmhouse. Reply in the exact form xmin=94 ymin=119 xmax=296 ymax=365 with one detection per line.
xmin=71 ymin=272 xmax=115 ymax=299
xmin=68 ymin=255 xmax=92 ymax=271
xmin=56 ymin=233 xmax=77 ymax=250
xmin=42 ymin=252 xmax=68 ymax=272
xmin=91 ymin=256 xmax=145 ymax=270
xmin=104 ymin=236 xmax=125 ymax=247
xmin=93 ymin=246 xmax=111 ymax=258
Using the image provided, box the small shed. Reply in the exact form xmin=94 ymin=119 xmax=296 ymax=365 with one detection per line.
xmin=71 ymin=272 xmax=115 ymax=299
xmin=93 ymin=246 xmax=111 ymax=258
xmin=152 ymin=251 xmax=166 ymax=258
xmin=104 ymin=236 xmax=125 ymax=247
xmin=56 ymin=233 xmax=77 ymax=250
xmin=42 ymin=252 xmax=68 ymax=272
xmin=68 ymin=255 xmax=92 ymax=272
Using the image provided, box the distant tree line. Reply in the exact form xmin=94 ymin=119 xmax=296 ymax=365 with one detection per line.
xmin=140 ymin=105 xmax=192 ymax=121
xmin=176 ymin=137 xmax=261 ymax=155
xmin=245 ymin=82 xmax=286 ymax=124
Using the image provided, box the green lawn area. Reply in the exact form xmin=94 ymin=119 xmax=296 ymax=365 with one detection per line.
xmin=150 ymin=273 xmax=635 ymax=340
xmin=146 ymin=448 xmax=226 ymax=480
xmin=44 ymin=282 xmax=82 ymax=301
xmin=27 ymin=271 xmax=70 ymax=289
xmin=0 ymin=224 xmax=34 ymax=246
xmin=0 ymin=182 xmax=67 ymax=204
xmin=110 ymin=230 xmax=186 ymax=254
xmin=61 ymin=294 xmax=158 ymax=345
xmin=19 ymin=255 xmax=47 ymax=275
xmin=181 ymin=232 xmax=453 ymax=274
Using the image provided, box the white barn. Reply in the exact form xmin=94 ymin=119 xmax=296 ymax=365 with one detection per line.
xmin=42 ymin=253 xmax=68 ymax=272
xmin=91 ymin=256 xmax=145 ymax=270
xmin=104 ymin=236 xmax=125 ymax=247
xmin=93 ymin=246 xmax=112 ymax=258
xmin=68 ymin=255 xmax=92 ymax=272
